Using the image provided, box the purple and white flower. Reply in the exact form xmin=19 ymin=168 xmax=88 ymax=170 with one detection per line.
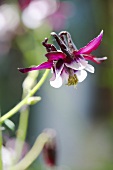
xmin=18 ymin=30 xmax=107 ymax=88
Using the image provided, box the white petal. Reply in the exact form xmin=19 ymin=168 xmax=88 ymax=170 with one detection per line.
xmin=65 ymin=59 xmax=87 ymax=70
xmin=61 ymin=69 xmax=69 ymax=83
xmin=76 ymin=70 xmax=87 ymax=82
xmin=55 ymin=63 xmax=64 ymax=78
xmin=79 ymin=58 xmax=88 ymax=66
xmin=50 ymin=76 xmax=63 ymax=88
xmin=85 ymin=64 xmax=95 ymax=73
xmin=50 ymin=71 xmax=56 ymax=81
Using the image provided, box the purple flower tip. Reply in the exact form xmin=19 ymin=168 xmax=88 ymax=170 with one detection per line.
xmin=43 ymin=129 xmax=57 ymax=167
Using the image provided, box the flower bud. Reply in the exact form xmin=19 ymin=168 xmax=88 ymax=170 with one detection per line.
xmin=27 ymin=96 xmax=41 ymax=105
xmin=43 ymin=128 xmax=57 ymax=167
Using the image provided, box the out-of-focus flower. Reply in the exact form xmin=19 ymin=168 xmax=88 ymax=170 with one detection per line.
xmin=19 ymin=0 xmax=73 ymax=30
xmin=0 ymin=4 xmax=20 ymax=35
xmin=0 ymin=4 xmax=20 ymax=54
xmin=43 ymin=128 xmax=57 ymax=167
xmin=0 ymin=0 xmax=74 ymax=55
xmin=2 ymin=138 xmax=29 ymax=169
xmin=18 ymin=0 xmax=32 ymax=10
xmin=19 ymin=30 xmax=107 ymax=88
xmin=5 ymin=138 xmax=29 ymax=159
xmin=21 ymin=0 xmax=57 ymax=29
xmin=2 ymin=146 xmax=13 ymax=170
xmin=48 ymin=1 xmax=75 ymax=30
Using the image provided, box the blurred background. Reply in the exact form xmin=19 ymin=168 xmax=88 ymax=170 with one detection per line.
xmin=0 ymin=0 xmax=113 ymax=170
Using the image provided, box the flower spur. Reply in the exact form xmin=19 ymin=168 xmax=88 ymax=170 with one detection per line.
xmin=18 ymin=30 xmax=107 ymax=88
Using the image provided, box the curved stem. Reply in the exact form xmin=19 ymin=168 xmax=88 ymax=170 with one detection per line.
xmin=0 ymin=129 xmax=2 ymax=170
xmin=0 ymin=111 xmax=3 ymax=170
xmin=0 ymin=69 xmax=50 ymax=124
xmin=10 ymin=133 xmax=49 ymax=170
xmin=15 ymin=71 xmax=39 ymax=163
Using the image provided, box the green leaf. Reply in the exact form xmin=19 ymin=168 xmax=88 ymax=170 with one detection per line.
xmin=4 ymin=119 xmax=15 ymax=131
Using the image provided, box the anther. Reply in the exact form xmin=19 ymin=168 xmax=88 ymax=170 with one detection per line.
xmin=67 ymin=74 xmax=78 ymax=86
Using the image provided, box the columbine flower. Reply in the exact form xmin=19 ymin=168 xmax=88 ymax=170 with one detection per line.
xmin=18 ymin=30 xmax=107 ymax=88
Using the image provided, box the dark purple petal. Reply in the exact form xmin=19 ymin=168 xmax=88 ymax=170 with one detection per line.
xmin=18 ymin=61 xmax=53 ymax=73
xmin=45 ymin=52 xmax=66 ymax=61
xmin=84 ymin=54 xmax=107 ymax=64
xmin=75 ymin=30 xmax=103 ymax=55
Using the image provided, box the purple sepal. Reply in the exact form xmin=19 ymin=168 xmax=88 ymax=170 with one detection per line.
xmin=18 ymin=61 xmax=53 ymax=73
xmin=45 ymin=51 xmax=66 ymax=61
xmin=76 ymin=30 xmax=103 ymax=55
xmin=84 ymin=55 xmax=107 ymax=64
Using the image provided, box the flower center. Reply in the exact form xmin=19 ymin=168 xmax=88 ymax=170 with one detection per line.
xmin=67 ymin=74 xmax=78 ymax=86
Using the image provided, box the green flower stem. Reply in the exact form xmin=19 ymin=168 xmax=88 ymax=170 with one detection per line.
xmin=0 ymin=69 xmax=50 ymax=124
xmin=0 ymin=112 xmax=3 ymax=170
xmin=0 ymin=129 xmax=2 ymax=170
xmin=10 ymin=132 xmax=49 ymax=170
xmin=15 ymin=71 xmax=39 ymax=163
xmin=14 ymin=106 xmax=29 ymax=163
xmin=17 ymin=106 xmax=29 ymax=142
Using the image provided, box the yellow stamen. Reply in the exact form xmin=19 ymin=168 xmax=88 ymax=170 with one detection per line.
xmin=67 ymin=74 xmax=78 ymax=86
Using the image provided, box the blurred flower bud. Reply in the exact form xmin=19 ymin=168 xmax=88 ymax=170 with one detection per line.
xmin=27 ymin=96 xmax=41 ymax=105
xmin=43 ymin=128 xmax=57 ymax=167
